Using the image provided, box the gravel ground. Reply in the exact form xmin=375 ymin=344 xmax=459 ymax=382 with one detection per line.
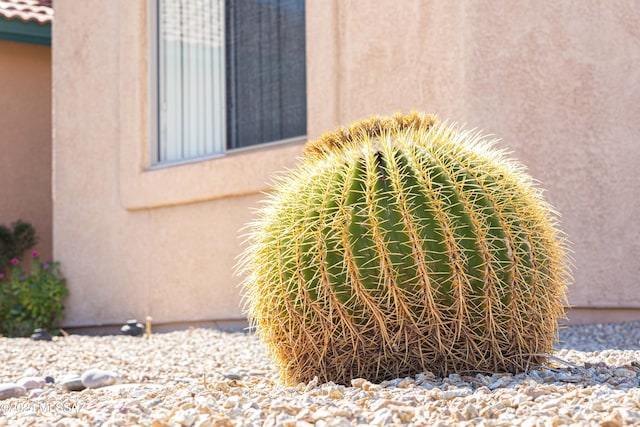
xmin=1 ymin=321 xmax=640 ymax=426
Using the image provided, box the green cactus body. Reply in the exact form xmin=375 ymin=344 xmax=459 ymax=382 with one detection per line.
xmin=240 ymin=113 xmax=571 ymax=385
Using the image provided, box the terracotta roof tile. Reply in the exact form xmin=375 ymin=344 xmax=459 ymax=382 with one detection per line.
xmin=0 ymin=0 xmax=53 ymax=24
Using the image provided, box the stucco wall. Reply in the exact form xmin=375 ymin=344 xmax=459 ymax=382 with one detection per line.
xmin=307 ymin=0 xmax=640 ymax=321
xmin=53 ymin=1 xmax=304 ymax=326
xmin=53 ymin=0 xmax=640 ymax=327
xmin=0 ymin=40 xmax=52 ymax=261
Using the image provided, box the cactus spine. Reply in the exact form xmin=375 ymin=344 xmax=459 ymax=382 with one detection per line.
xmin=240 ymin=113 xmax=571 ymax=385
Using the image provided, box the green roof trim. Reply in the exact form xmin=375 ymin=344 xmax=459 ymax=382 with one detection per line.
xmin=0 ymin=16 xmax=51 ymax=46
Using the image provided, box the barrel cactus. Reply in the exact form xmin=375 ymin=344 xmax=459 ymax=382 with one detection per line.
xmin=240 ymin=112 xmax=571 ymax=385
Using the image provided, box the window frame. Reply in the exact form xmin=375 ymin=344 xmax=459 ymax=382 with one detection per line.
xmin=149 ymin=0 xmax=307 ymax=169
xmin=117 ymin=1 xmax=307 ymax=212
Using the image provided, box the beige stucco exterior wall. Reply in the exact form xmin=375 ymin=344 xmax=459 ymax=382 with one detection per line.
xmin=54 ymin=0 xmax=640 ymax=327
xmin=0 ymin=40 xmax=52 ymax=261
xmin=307 ymin=0 xmax=640 ymax=323
xmin=53 ymin=1 xmax=305 ymax=327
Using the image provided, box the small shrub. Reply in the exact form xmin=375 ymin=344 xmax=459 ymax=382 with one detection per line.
xmin=0 ymin=252 xmax=68 ymax=338
xmin=0 ymin=220 xmax=38 ymax=275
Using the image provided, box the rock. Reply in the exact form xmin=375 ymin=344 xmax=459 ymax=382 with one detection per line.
xmin=398 ymin=378 xmax=416 ymax=388
xmin=488 ymin=378 xmax=507 ymax=390
xmin=304 ymin=376 xmax=319 ymax=391
xmin=319 ymin=418 xmax=350 ymax=427
xmin=81 ymin=368 xmax=120 ymax=389
xmin=520 ymin=416 xmax=539 ymax=427
xmin=170 ymin=410 xmax=196 ymax=427
xmin=145 ymin=398 xmax=163 ymax=408
xmin=440 ymin=389 xmax=472 ymax=400
xmin=211 ymin=418 xmax=234 ymax=427
xmin=0 ymin=383 xmax=27 ymax=400
xmin=121 ymin=319 xmax=145 ymax=337
xmin=312 ymin=409 xmax=333 ymax=420
xmin=96 ymin=383 xmax=161 ymax=394
xmin=351 ymin=378 xmax=366 ymax=388
xmin=601 ymin=411 xmax=624 ymax=427
xmin=462 ymin=403 xmax=479 ymax=419
xmin=44 ymin=376 xmax=55 ymax=384
xmin=524 ymin=386 xmax=546 ymax=400
xmin=614 ymin=368 xmax=636 ymax=378
xmin=371 ymin=408 xmax=393 ymax=425
xmin=222 ymin=372 xmax=243 ymax=381
xmin=618 ymin=408 xmax=640 ymax=424
xmin=384 ymin=378 xmax=402 ymax=387
xmin=328 ymin=388 xmax=343 ymax=399
xmin=16 ymin=376 xmax=46 ymax=390
xmin=21 ymin=367 xmax=39 ymax=377
xmin=28 ymin=388 xmax=44 ymax=398
xmin=30 ymin=328 xmax=52 ymax=341
xmin=416 ymin=371 xmax=436 ymax=382
xmin=223 ymin=395 xmax=240 ymax=409
xmin=351 ymin=378 xmax=375 ymax=391
xmin=447 ymin=374 xmax=462 ymax=382
xmin=130 ymin=389 xmax=147 ymax=398
xmin=60 ymin=375 xmax=86 ymax=392
xmin=420 ymin=381 xmax=435 ymax=390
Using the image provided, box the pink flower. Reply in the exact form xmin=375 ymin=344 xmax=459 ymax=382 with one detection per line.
xmin=32 ymin=251 xmax=39 ymax=258
xmin=43 ymin=263 xmax=50 ymax=270
xmin=11 ymin=258 xmax=19 ymax=265
xmin=0 ymin=273 xmax=4 ymax=279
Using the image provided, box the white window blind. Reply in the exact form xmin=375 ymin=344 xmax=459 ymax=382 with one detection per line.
xmin=156 ymin=0 xmax=307 ymax=165
xmin=158 ymin=0 xmax=226 ymax=163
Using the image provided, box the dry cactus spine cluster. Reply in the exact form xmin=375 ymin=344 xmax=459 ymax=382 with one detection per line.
xmin=239 ymin=112 xmax=571 ymax=385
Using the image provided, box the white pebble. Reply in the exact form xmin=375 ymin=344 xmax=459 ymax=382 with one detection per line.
xmin=81 ymin=368 xmax=120 ymax=389
xmin=16 ymin=376 xmax=46 ymax=390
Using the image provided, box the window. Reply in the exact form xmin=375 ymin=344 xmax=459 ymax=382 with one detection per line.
xmin=156 ymin=0 xmax=307 ymax=164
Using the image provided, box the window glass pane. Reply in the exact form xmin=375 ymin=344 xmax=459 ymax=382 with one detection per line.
xmin=225 ymin=0 xmax=307 ymax=150
xmin=158 ymin=0 xmax=225 ymax=163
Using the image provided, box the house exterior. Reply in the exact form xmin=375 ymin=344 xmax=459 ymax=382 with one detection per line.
xmin=0 ymin=0 xmax=52 ymax=262
xmin=16 ymin=0 xmax=640 ymax=328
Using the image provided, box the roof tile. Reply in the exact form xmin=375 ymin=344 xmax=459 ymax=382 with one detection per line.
xmin=0 ymin=0 xmax=53 ymax=24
